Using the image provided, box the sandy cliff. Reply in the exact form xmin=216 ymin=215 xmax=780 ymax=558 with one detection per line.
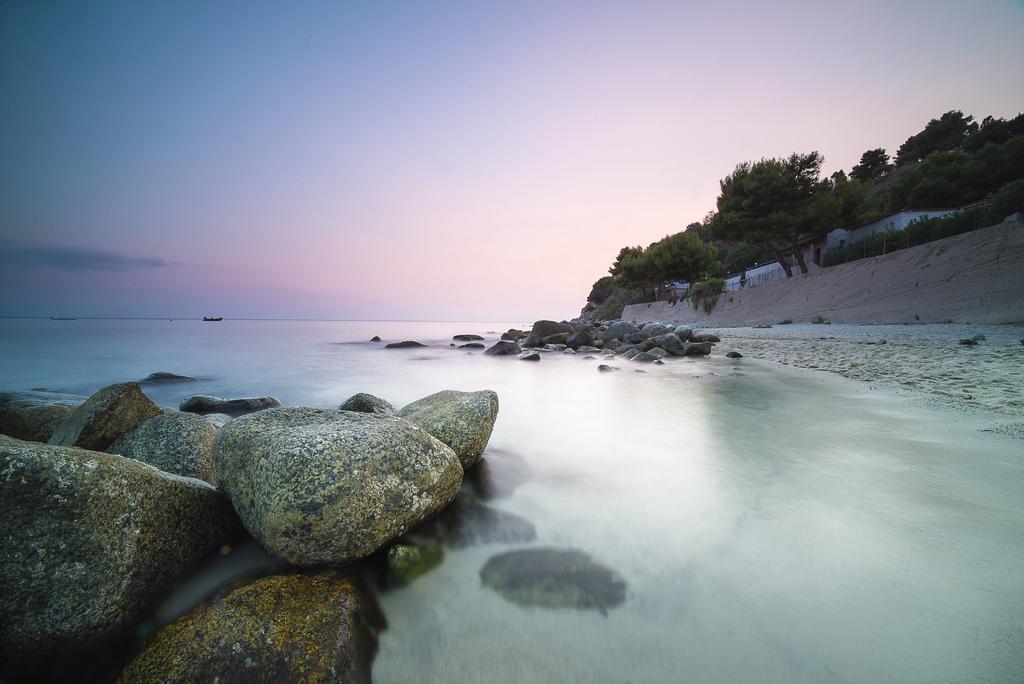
xmin=622 ymin=219 xmax=1024 ymax=326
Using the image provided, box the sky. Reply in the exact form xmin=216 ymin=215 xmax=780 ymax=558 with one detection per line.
xmin=1 ymin=0 xmax=1022 ymax=320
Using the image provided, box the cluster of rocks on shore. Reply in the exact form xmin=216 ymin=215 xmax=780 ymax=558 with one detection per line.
xmin=0 ymin=380 xmax=504 ymax=681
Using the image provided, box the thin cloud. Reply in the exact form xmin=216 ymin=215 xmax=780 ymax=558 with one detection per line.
xmin=0 ymin=245 xmax=181 ymax=271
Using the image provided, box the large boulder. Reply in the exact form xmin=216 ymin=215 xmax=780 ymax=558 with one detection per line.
xmin=338 ymin=393 xmax=394 ymax=415
xmin=641 ymin=322 xmax=672 ymax=337
xmin=500 ymin=329 xmax=525 ymax=341
xmin=565 ymin=330 xmax=593 ymax=349
xmin=212 ymin=408 xmax=462 ymax=565
xmin=0 ymin=390 xmax=85 ymax=443
xmin=119 ymin=573 xmax=381 ymax=683
xmin=484 ymin=340 xmax=521 ymax=356
xmin=691 ymin=332 xmax=721 ymax=344
xmin=48 ymin=382 xmax=162 ymax=451
xmin=108 ymin=411 xmax=217 ymax=484
xmin=530 ymin=320 xmax=572 ymax=339
xmin=653 ymin=332 xmax=689 ymax=356
xmin=541 ymin=332 xmax=570 ymax=345
xmin=0 ymin=436 xmax=239 ymax=657
xmin=683 ymin=341 xmax=713 ymax=356
xmin=397 ymin=390 xmax=499 ymax=469
xmin=599 ymin=321 xmax=639 ymax=343
xmin=521 ymin=333 xmax=543 ymax=348
xmin=180 ymin=395 xmax=281 ymax=417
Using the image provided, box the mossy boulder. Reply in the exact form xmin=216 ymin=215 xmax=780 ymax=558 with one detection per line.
xmin=48 ymin=382 xmax=162 ymax=451
xmin=212 ymin=408 xmax=463 ymax=565
xmin=338 ymin=392 xmax=394 ymax=415
xmin=108 ymin=411 xmax=217 ymax=484
xmin=384 ymin=542 xmax=444 ymax=587
xmin=119 ymin=573 xmax=382 ymax=683
xmin=0 ymin=435 xmax=239 ymax=657
xmin=480 ymin=548 xmax=626 ymax=615
xmin=397 ymin=390 xmax=499 ymax=469
xmin=0 ymin=390 xmax=85 ymax=442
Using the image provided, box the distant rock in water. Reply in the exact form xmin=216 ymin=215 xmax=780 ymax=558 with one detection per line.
xmin=597 ymin=364 xmax=619 ymax=372
xmin=726 ymin=351 xmax=743 ymax=358
xmin=409 ymin=492 xmax=536 ymax=549
xmin=107 ymin=411 xmax=218 ymax=484
xmin=119 ymin=573 xmax=382 ymax=683
xmin=339 ymin=393 xmax=395 ymax=415
xmin=480 ymin=548 xmax=626 ymax=614
xmin=519 ymin=351 xmax=541 ymax=361
xmin=370 ymin=335 xmax=382 ymax=342
xmin=484 ymin=340 xmax=521 ymax=356
xmin=180 ymin=395 xmax=281 ymax=417
xmin=0 ymin=390 xmax=85 ymax=443
xmin=959 ymin=338 xmax=978 ymax=346
xmin=453 ymin=334 xmax=484 ymax=341
xmin=385 ymin=340 xmax=427 ymax=349
xmin=458 ymin=342 xmax=485 ymax=349
xmin=0 ymin=435 xmax=239 ymax=658
xmin=397 ymin=390 xmax=498 ymax=469
xmin=140 ymin=372 xmax=196 ymax=384
xmin=48 ymin=382 xmax=162 ymax=451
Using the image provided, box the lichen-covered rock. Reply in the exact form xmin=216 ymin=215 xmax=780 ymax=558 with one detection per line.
xmin=338 ymin=393 xmax=395 ymax=415
xmin=48 ymin=383 xmax=162 ymax=451
xmin=203 ymin=413 xmax=233 ymax=429
xmin=119 ymin=573 xmax=382 ymax=683
xmin=0 ymin=436 xmax=239 ymax=657
xmin=484 ymin=340 xmax=521 ymax=356
xmin=397 ymin=390 xmax=499 ymax=469
xmin=480 ymin=548 xmax=626 ymax=614
xmin=212 ymin=408 xmax=462 ymax=565
xmin=0 ymin=390 xmax=85 ymax=443
xmin=179 ymin=394 xmax=281 ymax=417
xmin=108 ymin=411 xmax=217 ymax=483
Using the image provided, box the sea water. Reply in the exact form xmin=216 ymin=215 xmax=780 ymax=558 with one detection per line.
xmin=1 ymin=318 xmax=1021 ymax=683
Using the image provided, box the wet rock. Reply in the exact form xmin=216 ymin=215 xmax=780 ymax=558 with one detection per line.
xmin=563 ymin=348 xmax=577 ymax=355
xmin=726 ymin=351 xmax=743 ymax=359
xmin=213 ymin=408 xmax=462 ymax=565
xmin=641 ymin=322 xmax=672 ymax=337
xmin=959 ymin=338 xmax=978 ymax=346
xmin=0 ymin=390 xmax=85 ymax=443
xmin=370 ymin=336 xmax=382 ymax=342
xmin=385 ymin=340 xmax=427 ymax=349
xmin=577 ymin=345 xmax=601 ymax=353
xmin=624 ymin=331 xmax=648 ymax=344
xmin=647 ymin=347 xmax=669 ymax=359
xmin=599 ymin=321 xmax=639 ymax=343
xmin=49 ymin=382 xmax=162 ymax=451
xmin=622 ymin=349 xmax=640 ymax=360
xmin=479 ymin=548 xmax=626 ymax=614
xmin=566 ymin=329 xmax=593 ymax=349
xmin=453 ymin=334 xmax=484 ymax=341
xmin=597 ymin=364 xmax=619 ymax=372
xmin=632 ymin=352 xmax=657 ymax=363
xmin=338 ymin=392 xmax=395 ymax=415
xmin=119 ymin=573 xmax=381 ymax=684
xmin=541 ymin=332 xmax=570 ymax=345
xmin=683 ymin=342 xmax=713 ymax=356
xmin=0 ymin=436 xmax=239 ymax=657
xmin=397 ymin=389 xmax=499 ymax=469
xmin=521 ymin=333 xmax=543 ymax=348
xmin=459 ymin=342 xmax=485 ymax=349
xmin=484 ymin=340 xmax=521 ymax=356
xmin=384 ymin=543 xmax=444 ymax=587
xmin=519 ymin=351 xmax=541 ymax=361
xmin=410 ymin=492 xmax=535 ymax=549
xmin=584 ymin=355 xmax=597 ymax=360
xmin=674 ymin=326 xmax=694 ymax=340
xmin=108 ymin=411 xmax=218 ymax=483
xmin=140 ymin=372 xmax=196 ymax=384
xmin=634 ymin=369 xmax=647 ymax=373
xmin=653 ymin=332 xmax=688 ymax=356
xmin=500 ymin=329 xmax=526 ymax=341
xmin=691 ymin=332 xmax=720 ymax=343
xmin=530 ymin=320 xmax=572 ymax=339
xmin=180 ymin=395 xmax=282 ymax=417
xmin=544 ymin=343 xmax=567 ymax=352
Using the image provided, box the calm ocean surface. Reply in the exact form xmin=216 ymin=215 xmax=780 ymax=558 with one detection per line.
xmin=2 ymin=318 xmax=1022 ymax=683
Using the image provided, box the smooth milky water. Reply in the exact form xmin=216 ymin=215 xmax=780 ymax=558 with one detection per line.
xmin=2 ymin=319 xmax=1022 ymax=683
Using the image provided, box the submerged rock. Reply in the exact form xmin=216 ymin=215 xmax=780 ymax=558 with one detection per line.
xmin=179 ymin=395 xmax=281 ymax=417
xmin=48 ymin=382 xmax=162 ymax=451
xmin=397 ymin=390 xmax=499 ymax=469
xmin=338 ymin=392 xmax=395 ymax=415
xmin=726 ymin=351 xmax=743 ymax=359
xmin=0 ymin=390 xmax=85 ymax=443
xmin=385 ymin=340 xmax=427 ymax=349
xmin=480 ymin=548 xmax=626 ymax=614
xmin=119 ymin=573 xmax=382 ymax=684
xmin=384 ymin=542 xmax=444 ymax=587
xmin=484 ymin=340 xmax=521 ymax=356
xmin=212 ymin=408 xmax=462 ymax=565
xmin=140 ymin=372 xmax=196 ymax=384
xmin=464 ymin=448 xmax=530 ymax=500
xmin=0 ymin=436 xmax=239 ymax=657
xmin=459 ymin=342 xmax=485 ymax=349
xmin=410 ymin=492 xmax=536 ymax=549
xmin=959 ymin=338 xmax=978 ymax=346
xmin=453 ymin=334 xmax=484 ymax=341
xmin=108 ymin=411 xmax=218 ymax=484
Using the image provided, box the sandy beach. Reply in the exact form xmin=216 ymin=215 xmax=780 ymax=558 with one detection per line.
xmin=709 ymin=323 xmax=1024 ymax=425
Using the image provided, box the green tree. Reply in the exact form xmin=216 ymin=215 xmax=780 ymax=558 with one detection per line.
xmin=850 ymin=148 xmax=891 ymax=182
xmin=608 ymin=245 xmax=643 ymax=276
xmin=587 ymin=275 xmax=616 ymax=305
xmin=710 ymin=152 xmax=835 ymax=276
xmin=895 ymin=110 xmax=978 ymax=166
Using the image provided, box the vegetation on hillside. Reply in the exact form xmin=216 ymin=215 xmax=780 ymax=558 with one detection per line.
xmin=584 ymin=110 xmax=1024 ymax=317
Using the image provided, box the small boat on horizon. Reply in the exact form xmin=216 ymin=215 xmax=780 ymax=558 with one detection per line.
xmin=202 ymin=316 xmax=224 ymax=322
